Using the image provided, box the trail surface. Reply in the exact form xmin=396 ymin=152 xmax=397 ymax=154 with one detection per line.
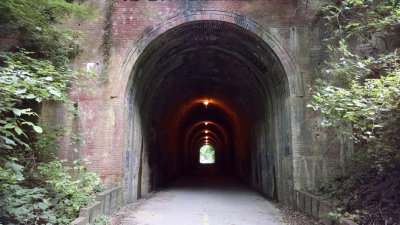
xmin=119 ymin=169 xmax=283 ymax=225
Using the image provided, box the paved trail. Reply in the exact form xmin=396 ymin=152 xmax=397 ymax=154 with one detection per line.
xmin=119 ymin=169 xmax=283 ymax=225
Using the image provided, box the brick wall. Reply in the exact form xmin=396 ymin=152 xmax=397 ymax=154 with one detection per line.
xmin=39 ymin=0 xmax=348 ymax=207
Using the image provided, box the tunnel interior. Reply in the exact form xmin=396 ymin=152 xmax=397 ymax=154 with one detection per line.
xmin=125 ymin=21 xmax=294 ymax=205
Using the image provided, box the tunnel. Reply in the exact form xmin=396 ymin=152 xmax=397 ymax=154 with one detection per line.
xmin=124 ymin=20 xmax=294 ymax=206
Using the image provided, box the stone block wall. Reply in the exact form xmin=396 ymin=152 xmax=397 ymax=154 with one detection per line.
xmin=296 ymin=190 xmax=335 ymax=225
xmin=296 ymin=190 xmax=359 ymax=225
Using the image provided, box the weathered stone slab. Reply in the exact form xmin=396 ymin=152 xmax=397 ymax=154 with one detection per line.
xmin=296 ymin=190 xmax=358 ymax=225
xmin=70 ymin=217 xmax=88 ymax=225
xmin=70 ymin=186 xmax=123 ymax=225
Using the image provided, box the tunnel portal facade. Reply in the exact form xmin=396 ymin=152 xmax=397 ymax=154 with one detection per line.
xmin=42 ymin=0 xmax=352 ymax=209
xmin=123 ymin=17 xmax=300 ymax=206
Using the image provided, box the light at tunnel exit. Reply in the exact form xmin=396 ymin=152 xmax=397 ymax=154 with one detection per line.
xmin=199 ymin=144 xmax=215 ymax=164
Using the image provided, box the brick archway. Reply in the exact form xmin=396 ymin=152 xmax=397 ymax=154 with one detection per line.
xmin=120 ymin=11 xmax=306 ymax=206
xmin=120 ymin=10 xmax=303 ymax=97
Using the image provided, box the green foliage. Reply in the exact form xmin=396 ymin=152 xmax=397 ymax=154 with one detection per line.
xmin=308 ymin=50 xmax=400 ymax=164
xmin=0 ymin=157 xmax=25 ymax=189
xmin=0 ymin=50 xmax=99 ymax=223
xmin=92 ymin=215 xmax=110 ymax=225
xmin=38 ymin=159 xmax=100 ymax=224
xmin=0 ymin=158 xmax=100 ymax=224
xmin=310 ymin=0 xmax=400 ymax=167
xmin=200 ymin=145 xmax=215 ymax=164
xmin=0 ymin=0 xmax=95 ymax=66
xmin=320 ymin=0 xmax=400 ymax=53
xmin=0 ymin=51 xmax=75 ymax=151
xmin=328 ymin=207 xmax=363 ymax=223
xmin=310 ymin=1 xmax=400 ymax=224
xmin=0 ymin=1 xmax=100 ymax=224
xmin=0 ymin=185 xmax=55 ymax=224
xmin=33 ymin=126 xmax=65 ymax=163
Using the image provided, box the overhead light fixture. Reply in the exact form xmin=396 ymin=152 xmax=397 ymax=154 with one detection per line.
xmin=203 ymin=100 xmax=209 ymax=108
xmin=205 ymin=122 xmax=208 ymax=126
xmin=205 ymin=130 xmax=208 ymax=134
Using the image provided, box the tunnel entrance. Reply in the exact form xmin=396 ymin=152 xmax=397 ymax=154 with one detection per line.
xmin=124 ymin=18 xmax=297 ymax=206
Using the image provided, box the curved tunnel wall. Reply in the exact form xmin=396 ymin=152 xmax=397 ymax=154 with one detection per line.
xmin=124 ymin=19 xmax=298 ymax=206
xmin=187 ymin=121 xmax=228 ymax=168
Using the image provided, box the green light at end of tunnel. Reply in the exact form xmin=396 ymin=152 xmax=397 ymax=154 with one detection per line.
xmin=199 ymin=144 xmax=215 ymax=164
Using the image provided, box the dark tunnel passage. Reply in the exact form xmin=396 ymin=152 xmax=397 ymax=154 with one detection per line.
xmin=125 ymin=20 xmax=294 ymax=205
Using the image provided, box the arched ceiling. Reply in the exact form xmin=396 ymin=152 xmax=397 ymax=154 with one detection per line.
xmin=129 ymin=20 xmax=289 ymax=183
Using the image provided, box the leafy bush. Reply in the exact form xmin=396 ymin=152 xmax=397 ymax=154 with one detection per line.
xmin=0 ymin=1 xmax=100 ymax=224
xmin=0 ymin=51 xmax=76 ymax=151
xmin=0 ymin=63 xmax=100 ymax=222
xmin=92 ymin=215 xmax=110 ymax=225
xmin=308 ymin=48 xmax=400 ymax=167
xmin=0 ymin=185 xmax=54 ymax=224
xmin=309 ymin=1 xmax=400 ymax=224
xmin=309 ymin=0 xmax=400 ymax=168
xmin=38 ymin=160 xmax=101 ymax=224
xmin=0 ymin=158 xmax=100 ymax=224
xmin=0 ymin=0 xmax=95 ymax=66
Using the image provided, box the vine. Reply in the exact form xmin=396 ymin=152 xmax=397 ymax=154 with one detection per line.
xmin=101 ymin=0 xmax=116 ymax=81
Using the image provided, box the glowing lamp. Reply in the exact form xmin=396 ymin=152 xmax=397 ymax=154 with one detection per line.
xmin=203 ymin=100 xmax=209 ymax=106
xmin=205 ymin=136 xmax=208 ymax=139
xmin=205 ymin=122 xmax=208 ymax=126
xmin=205 ymin=130 xmax=208 ymax=134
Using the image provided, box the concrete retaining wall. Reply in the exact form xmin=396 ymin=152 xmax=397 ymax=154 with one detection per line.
xmin=71 ymin=187 xmax=123 ymax=225
xmin=295 ymin=190 xmax=358 ymax=225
